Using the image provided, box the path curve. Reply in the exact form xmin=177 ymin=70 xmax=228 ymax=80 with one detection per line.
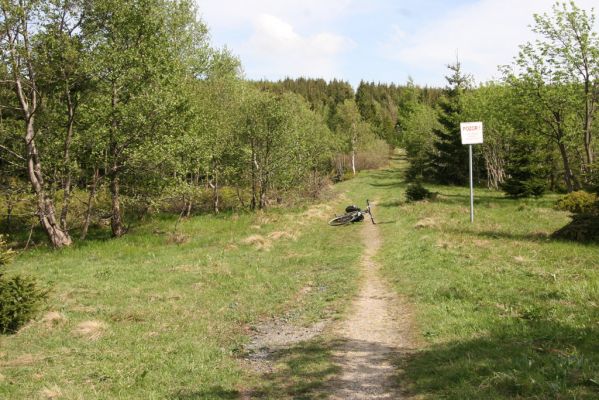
xmin=328 ymin=211 xmax=413 ymax=399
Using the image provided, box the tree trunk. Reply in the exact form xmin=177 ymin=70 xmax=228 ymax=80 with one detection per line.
xmin=557 ymin=142 xmax=580 ymax=192
xmin=250 ymin=143 xmax=258 ymax=210
xmin=185 ymin=200 xmax=192 ymax=218
xmin=59 ymin=90 xmax=76 ymax=231
xmin=109 ymin=83 xmax=125 ymax=237
xmin=109 ymin=169 xmax=124 ymax=237
xmin=351 ymin=129 xmax=357 ymax=176
xmin=583 ymin=81 xmax=594 ymax=168
xmin=258 ymin=174 xmax=268 ymax=210
xmin=236 ymin=186 xmax=246 ymax=208
xmin=25 ymin=120 xmax=72 ymax=247
xmin=5 ymin=19 xmax=71 ymax=247
xmin=80 ymin=168 xmax=99 ymax=240
xmin=212 ymin=166 xmax=219 ymax=214
xmin=483 ymin=144 xmax=505 ymax=190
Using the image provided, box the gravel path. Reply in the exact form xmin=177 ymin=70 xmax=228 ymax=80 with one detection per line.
xmin=328 ymin=215 xmax=413 ymax=399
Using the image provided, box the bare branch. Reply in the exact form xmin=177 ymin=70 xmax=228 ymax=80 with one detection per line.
xmin=0 ymin=143 xmax=26 ymax=161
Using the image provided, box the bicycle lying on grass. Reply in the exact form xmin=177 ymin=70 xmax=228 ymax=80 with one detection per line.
xmin=328 ymin=200 xmax=376 ymax=226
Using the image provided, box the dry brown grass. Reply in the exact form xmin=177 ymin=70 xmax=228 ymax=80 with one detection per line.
xmin=40 ymin=385 xmax=62 ymax=399
xmin=72 ymin=320 xmax=107 ymax=341
xmin=0 ymin=353 xmax=44 ymax=367
xmin=166 ymin=232 xmax=190 ymax=245
xmin=435 ymin=239 xmax=455 ymax=249
xmin=241 ymin=230 xmax=298 ymax=250
xmin=472 ymin=239 xmax=491 ymax=247
xmin=301 ymin=204 xmax=333 ymax=222
xmin=40 ymin=312 xmax=67 ymax=329
xmin=414 ymin=218 xmax=437 ymax=229
xmin=225 ymin=243 xmax=238 ymax=251
xmin=241 ymin=234 xmax=272 ymax=250
xmin=514 ymin=255 xmax=527 ymax=263
xmin=267 ymin=231 xmax=297 ymax=241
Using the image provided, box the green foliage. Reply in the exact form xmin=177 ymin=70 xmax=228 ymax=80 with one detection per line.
xmin=555 ymin=191 xmax=599 ymax=214
xmin=461 ymin=83 xmax=514 ymax=190
xmin=405 ymin=183 xmax=432 ymax=202
xmin=399 ymin=100 xmax=440 ymax=181
xmin=0 ymin=236 xmax=47 ymax=334
xmin=430 ymin=61 xmax=472 ymax=185
xmin=254 ymin=77 xmax=354 ymax=132
xmin=501 ymin=134 xmax=548 ymax=198
xmin=355 ymin=80 xmax=442 ymax=145
xmin=0 ymin=274 xmax=48 ymax=334
xmin=0 ymin=235 xmax=14 ymax=266
xmin=584 ymin=163 xmax=599 ymax=194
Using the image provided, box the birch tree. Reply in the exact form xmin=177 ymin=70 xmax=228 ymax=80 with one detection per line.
xmin=1 ymin=0 xmax=72 ymax=247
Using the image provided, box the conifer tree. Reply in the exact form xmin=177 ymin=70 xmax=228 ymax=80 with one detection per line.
xmin=501 ymin=134 xmax=547 ymax=198
xmin=431 ymin=61 xmax=472 ymax=185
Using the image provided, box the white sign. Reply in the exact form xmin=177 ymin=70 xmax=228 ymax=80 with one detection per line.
xmin=460 ymin=122 xmax=484 ymax=145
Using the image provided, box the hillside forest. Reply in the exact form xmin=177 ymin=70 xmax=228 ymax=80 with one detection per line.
xmin=1 ymin=0 xmax=599 ymax=249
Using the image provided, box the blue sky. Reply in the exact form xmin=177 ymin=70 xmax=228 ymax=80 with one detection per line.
xmin=196 ymin=0 xmax=599 ymax=88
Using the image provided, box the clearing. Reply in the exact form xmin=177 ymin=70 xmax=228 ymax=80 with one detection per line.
xmin=2 ymin=153 xmax=599 ymax=399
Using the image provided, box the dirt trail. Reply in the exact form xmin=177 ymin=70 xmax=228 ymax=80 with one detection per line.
xmin=328 ymin=214 xmax=413 ymax=399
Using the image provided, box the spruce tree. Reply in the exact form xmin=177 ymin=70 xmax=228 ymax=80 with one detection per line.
xmin=501 ymin=135 xmax=548 ymax=198
xmin=431 ymin=61 xmax=472 ymax=185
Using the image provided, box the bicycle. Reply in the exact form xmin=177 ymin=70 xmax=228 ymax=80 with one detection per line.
xmin=328 ymin=200 xmax=375 ymax=226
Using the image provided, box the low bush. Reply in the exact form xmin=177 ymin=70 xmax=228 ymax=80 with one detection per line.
xmin=555 ymin=191 xmax=598 ymax=215
xmin=0 ymin=235 xmax=47 ymax=334
xmin=406 ymin=183 xmax=432 ymax=202
xmin=501 ymin=177 xmax=546 ymax=198
xmin=552 ymin=214 xmax=599 ymax=242
xmin=0 ymin=274 xmax=48 ymax=334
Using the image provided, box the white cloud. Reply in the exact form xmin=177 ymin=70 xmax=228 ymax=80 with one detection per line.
xmin=195 ymin=0 xmax=358 ymax=80
xmin=245 ymin=14 xmax=354 ymax=80
xmin=196 ymin=0 xmax=355 ymax=30
xmin=380 ymin=0 xmax=599 ymax=85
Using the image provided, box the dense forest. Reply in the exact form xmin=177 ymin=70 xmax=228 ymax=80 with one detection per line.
xmin=1 ymin=0 xmax=598 ymax=249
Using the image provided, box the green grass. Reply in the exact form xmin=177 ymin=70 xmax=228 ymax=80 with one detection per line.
xmin=342 ymin=153 xmax=599 ymax=399
xmin=3 ymin=154 xmax=599 ymax=399
xmin=0 ymin=205 xmax=362 ymax=399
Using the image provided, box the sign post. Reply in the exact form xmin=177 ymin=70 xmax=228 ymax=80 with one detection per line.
xmin=460 ymin=122 xmax=483 ymax=223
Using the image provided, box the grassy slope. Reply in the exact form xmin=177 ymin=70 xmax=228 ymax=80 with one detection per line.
xmin=346 ymin=154 xmax=598 ymax=399
xmin=0 ymin=202 xmax=362 ymax=399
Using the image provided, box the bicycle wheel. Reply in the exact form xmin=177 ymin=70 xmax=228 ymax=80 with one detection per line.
xmin=328 ymin=213 xmax=354 ymax=226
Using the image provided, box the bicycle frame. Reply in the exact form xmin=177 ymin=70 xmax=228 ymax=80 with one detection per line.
xmin=329 ymin=200 xmax=375 ymax=226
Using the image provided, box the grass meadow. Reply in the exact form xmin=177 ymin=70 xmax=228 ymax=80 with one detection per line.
xmin=0 ymin=203 xmax=362 ymax=399
xmin=344 ymin=154 xmax=599 ymax=399
xmin=2 ymin=153 xmax=599 ymax=399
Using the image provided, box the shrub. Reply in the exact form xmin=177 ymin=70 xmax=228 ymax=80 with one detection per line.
xmin=552 ymin=214 xmax=599 ymax=242
xmin=501 ymin=177 xmax=546 ymax=198
xmin=0 ymin=236 xmax=47 ymax=334
xmin=555 ymin=191 xmax=599 ymax=215
xmin=0 ymin=275 xmax=48 ymax=334
xmin=406 ymin=183 xmax=432 ymax=202
xmin=553 ymin=191 xmax=599 ymax=242
xmin=0 ymin=235 xmax=14 ymax=266
xmin=583 ymin=162 xmax=599 ymax=194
